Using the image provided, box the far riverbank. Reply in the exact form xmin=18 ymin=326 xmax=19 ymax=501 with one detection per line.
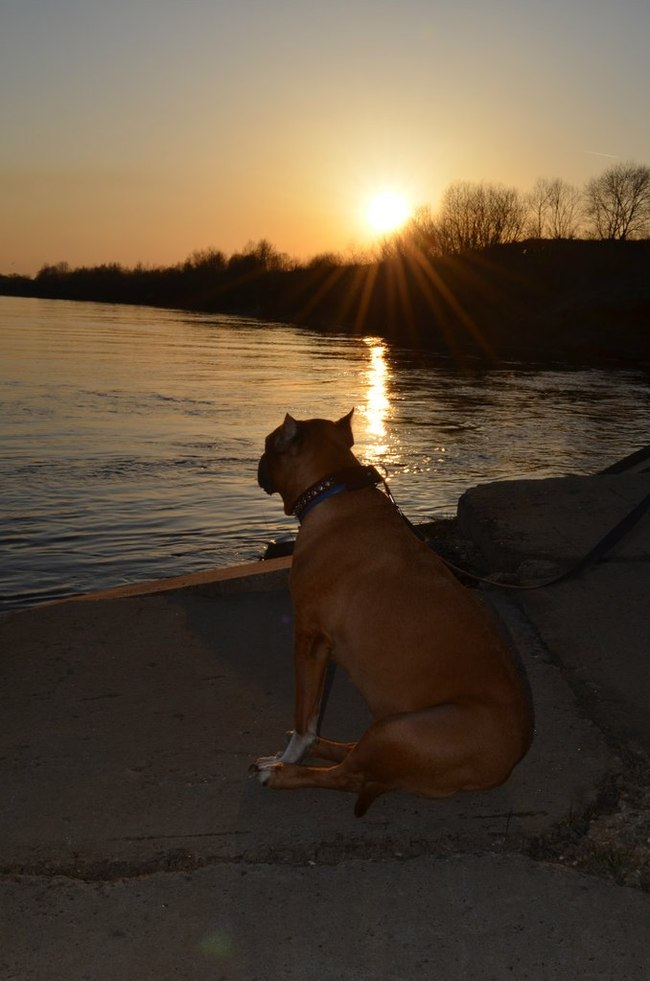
xmin=2 ymin=239 xmax=649 ymax=366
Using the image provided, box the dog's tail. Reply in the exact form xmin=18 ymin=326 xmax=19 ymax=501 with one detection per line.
xmin=354 ymin=781 xmax=388 ymax=818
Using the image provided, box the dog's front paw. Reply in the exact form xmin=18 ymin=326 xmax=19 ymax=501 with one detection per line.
xmin=249 ymin=756 xmax=282 ymax=785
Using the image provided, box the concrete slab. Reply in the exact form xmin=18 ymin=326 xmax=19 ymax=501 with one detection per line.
xmin=458 ymin=473 xmax=650 ymax=573
xmin=2 ymin=475 xmax=649 ymax=981
xmin=3 ymin=855 xmax=650 ymax=981
xmin=459 ymin=473 xmax=650 ymax=755
xmin=0 ymin=582 xmax=611 ymax=875
xmin=514 ymin=569 xmax=650 ymax=755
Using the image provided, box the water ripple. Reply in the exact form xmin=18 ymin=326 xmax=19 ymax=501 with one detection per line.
xmin=1 ymin=295 xmax=649 ymax=611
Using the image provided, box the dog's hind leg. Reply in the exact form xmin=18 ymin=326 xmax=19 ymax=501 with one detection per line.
xmin=309 ymin=735 xmax=356 ymax=762
xmin=354 ymin=781 xmax=390 ymax=817
xmin=253 ymin=754 xmax=391 ymax=815
xmin=255 ymin=703 xmax=523 ymax=814
xmin=255 ymin=757 xmax=364 ymax=793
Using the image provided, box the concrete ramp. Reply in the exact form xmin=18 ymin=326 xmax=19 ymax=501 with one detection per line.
xmin=1 ymin=574 xmax=611 ymax=876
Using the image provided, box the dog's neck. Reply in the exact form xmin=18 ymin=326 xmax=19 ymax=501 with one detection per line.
xmin=291 ymin=465 xmax=384 ymax=523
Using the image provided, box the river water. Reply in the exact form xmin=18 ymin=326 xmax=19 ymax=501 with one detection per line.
xmin=1 ymin=295 xmax=649 ymax=612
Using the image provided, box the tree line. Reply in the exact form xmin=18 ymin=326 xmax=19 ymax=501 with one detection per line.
xmin=385 ymin=160 xmax=650 ymax=259
xmin=4 ymin=159 xmax=648 ymax=291
xmin=0 ymin=160 xmax=648 ymax=365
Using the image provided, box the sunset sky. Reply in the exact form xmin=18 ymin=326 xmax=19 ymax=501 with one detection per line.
xmin=2 ymin=0 xmax=650 ymax=275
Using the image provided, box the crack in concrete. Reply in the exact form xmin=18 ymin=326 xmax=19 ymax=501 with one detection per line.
xmin=0 ymin=834 xmax=522 ymax=884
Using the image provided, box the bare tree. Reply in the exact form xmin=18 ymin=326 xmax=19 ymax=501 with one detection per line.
xmin=228 ymin=239 xmax=293 ymax=273
xmin=36 ymin=261 xmax=71 ymax=278
xmin=487 ymin=184 xmax=528 ymax=243
xmin=306 ymin=251 xmax=344 ymax=268
xmin=437 ymin=181 xmax=527 ymax=253
xmin=584 ymin=161 xmax=650 ymax=240
xmin=526 ymin=177 xmax=582 ymax=238
xmin=183 ymin=248 xmax=226 ymax=273
xmin=381 ymin=205 xmax=442 ymax=260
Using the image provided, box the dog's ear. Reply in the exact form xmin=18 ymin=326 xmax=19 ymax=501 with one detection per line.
xmin=274 ymin=413 xmax=301 ymax=452
xmin=336 ymin=408 xmax=355 ymax=448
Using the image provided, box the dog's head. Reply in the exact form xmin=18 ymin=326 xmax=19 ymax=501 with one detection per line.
xmin=258 ymin=409 xmax=356 ymax=515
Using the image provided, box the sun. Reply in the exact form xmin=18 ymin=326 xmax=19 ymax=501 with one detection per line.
xmin=366 ymin=189 xmax=411 ymax=236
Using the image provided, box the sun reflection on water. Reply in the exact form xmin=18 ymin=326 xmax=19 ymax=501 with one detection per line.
xmin=360 ymin=337 xmax=392 ymax=461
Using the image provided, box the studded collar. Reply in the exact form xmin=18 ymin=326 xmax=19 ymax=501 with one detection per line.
xmin=291 ymin=465 xmax=384 ymax=523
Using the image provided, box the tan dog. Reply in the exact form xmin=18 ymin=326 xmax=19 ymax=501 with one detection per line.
xmin=253 ymin=410 xmax=533 ymax=816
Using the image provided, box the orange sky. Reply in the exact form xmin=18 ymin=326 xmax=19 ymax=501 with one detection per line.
xmin=2 ymin=0 xmax=649 ymax=275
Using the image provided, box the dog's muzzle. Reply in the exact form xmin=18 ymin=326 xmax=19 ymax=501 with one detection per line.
xmin=257 ymin=454 xmax=276 ymax=495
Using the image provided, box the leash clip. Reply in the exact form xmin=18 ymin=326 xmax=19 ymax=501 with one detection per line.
xmin=377 ymin=468 xmax=427 ymax=541
xmin=374 ymin=464 xmax=398 ymax=508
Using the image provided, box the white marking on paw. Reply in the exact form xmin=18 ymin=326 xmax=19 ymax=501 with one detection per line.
xmin=281 ymin=729 xmax=315 ymax=763
xmin=255 ymin=762 xmax=280 ymax=785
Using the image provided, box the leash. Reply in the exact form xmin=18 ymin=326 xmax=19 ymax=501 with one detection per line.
xmin=382 ymin=476 xmax=650 ymax=591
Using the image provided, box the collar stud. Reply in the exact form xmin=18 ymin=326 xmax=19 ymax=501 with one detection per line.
xmin=291 ymin=465 xmax=384 ymax=522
